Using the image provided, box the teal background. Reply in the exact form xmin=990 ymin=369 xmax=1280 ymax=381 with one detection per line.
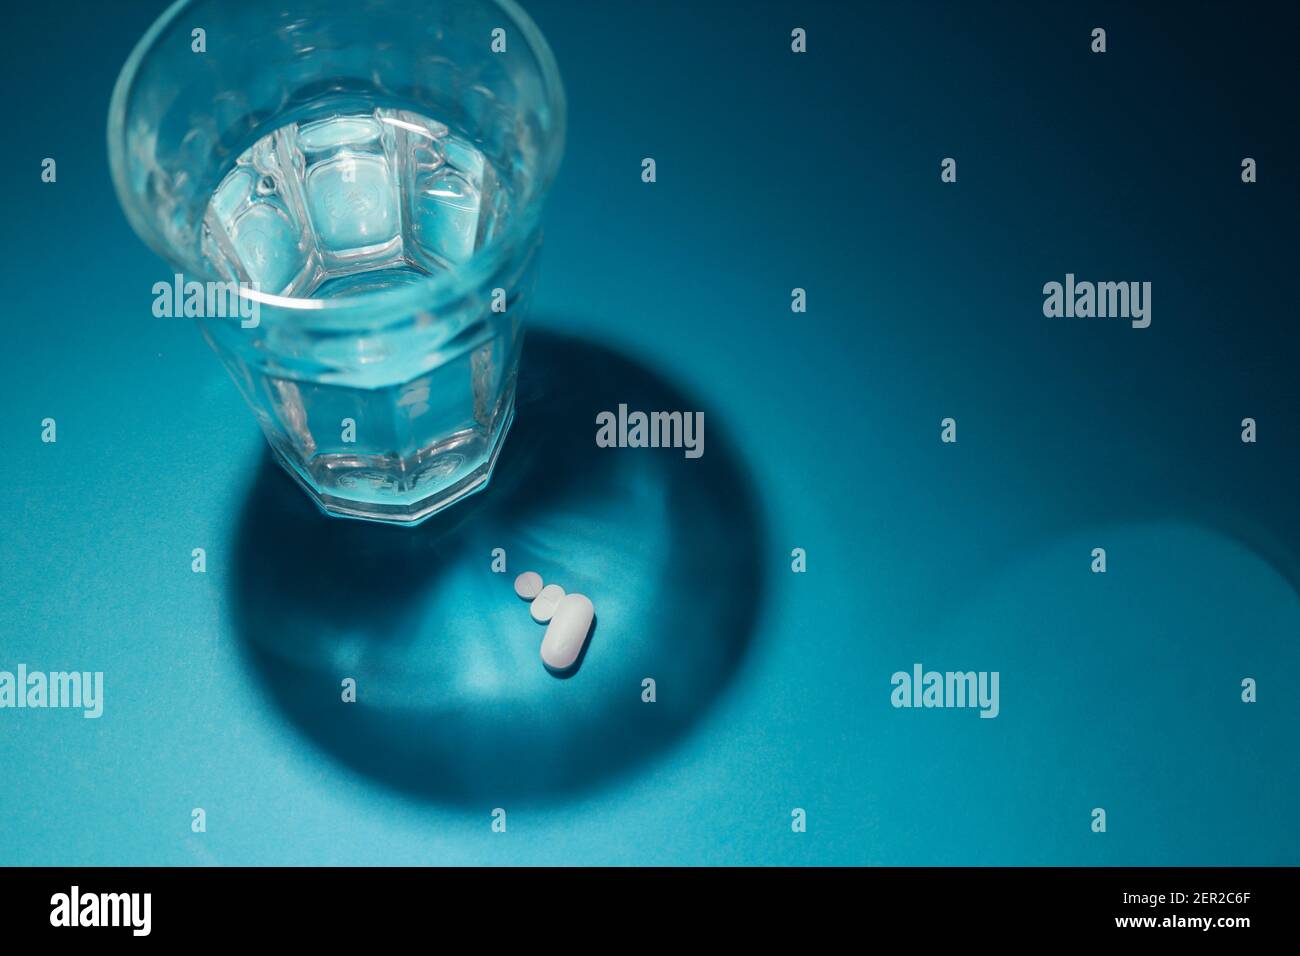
xmin=2 ymin=0 xmax=1298 ymax=865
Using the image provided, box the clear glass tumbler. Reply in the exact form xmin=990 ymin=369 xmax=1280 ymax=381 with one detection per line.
xmin=109 ymin=0 xmax=565 ymax=523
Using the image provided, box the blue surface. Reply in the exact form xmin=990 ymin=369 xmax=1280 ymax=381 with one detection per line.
xmin=2 ymin=1 xmax=1299 ymax=865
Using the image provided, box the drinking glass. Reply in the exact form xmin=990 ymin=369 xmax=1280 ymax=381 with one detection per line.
xmin=109 ymin=0 xmax=565 ymax=523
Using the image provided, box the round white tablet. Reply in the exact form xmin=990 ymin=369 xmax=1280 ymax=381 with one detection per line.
xmin=530 ymin=584 xmax=566 ymax=623
xmin=514 ymin=571 xmax=543 ymax=601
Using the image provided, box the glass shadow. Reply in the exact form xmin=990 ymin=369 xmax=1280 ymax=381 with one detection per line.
xmin=230 ymin=327 xmax=766 ymax=806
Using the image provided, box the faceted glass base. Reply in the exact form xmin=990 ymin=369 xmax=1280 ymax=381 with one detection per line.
xmin=270 ymin=403 xmax=514 ymax=525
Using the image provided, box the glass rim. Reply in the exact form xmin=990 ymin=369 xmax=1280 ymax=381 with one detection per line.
xmin=107 ymin=0 xmax=566 ymax=316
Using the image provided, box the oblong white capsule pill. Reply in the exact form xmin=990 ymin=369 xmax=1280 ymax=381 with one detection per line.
xmin=514 ymin=571 xmax=543 ymax=600
xmin=530 ymin=583 xmax=566 ymax=623
xmin=540 ymin=593 xmax=595 ymax=672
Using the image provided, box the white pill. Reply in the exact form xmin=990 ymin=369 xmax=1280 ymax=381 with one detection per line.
xmin=514 ymin=571 xmax=543 ymax=600
xmin=529 ymin=584 xmax=566 ymax=623
xmin=540 ymin=593 xmax=595 ymax=672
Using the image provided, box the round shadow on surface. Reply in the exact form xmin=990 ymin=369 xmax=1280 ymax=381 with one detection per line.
xmin=231 ymin=327 xmax=765 ymax=805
